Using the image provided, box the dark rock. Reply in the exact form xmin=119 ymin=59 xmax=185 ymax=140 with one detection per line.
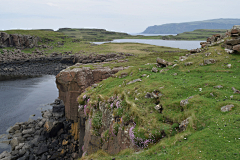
xmin=35 ymin=144 xmax=48 ymax=155
xmin=233 ymin=44 xmax=240 ymax=52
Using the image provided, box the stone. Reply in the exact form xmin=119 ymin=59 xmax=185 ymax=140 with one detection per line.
xmin=204 ymin=59 xmax=216 ymax=65
xmin=179 ymin=118 xmax=189 ymax=131
xmin=221 ymin=104 xmax=234 ymax=112
xmin=205 ymin=52 xmax=211 ymax=56
xmin=62 ymin=139 xmax=68 ymax=145
xmin=180 ymin=96 xmax=193 ymax=107
xmin=225 ymin=49 xmax=234 ymax=54
xmin=173 ymin=73 xmax=177 ymax=76
xmin=232 ymin=87 xmax=240 ymax=94
xmin=227 ymin=64 xmax=231 ymax=68
xmin=35 ymin=144 xmax=48 ymax=155
xmin=156 ymin=58 xmax=168 ymax=67
xmin=152 ymin=67 xmax=158 ymax=73
xmin=214 ymin=85 xmax=223 ymax=89
xmin=22 ymin=128 xmax=35 ymax=135
xmin=179 ymin=56 xmax=187 ymax=61
xmin=44 ymin=120 xmax=64 ymax=137
xmin=185 ymin=62 xmax=193 ymax=66
xmin=190 ymin=49 xmax=197 ymax=53
xmin=10 ymin=137 xmax=20 ymax=150
xmin=127 ymin=79 xmax=142 ymax=85
xmin=0 ymin=151 xmax=11 ymax=159
xmin=154 ymin=104 xmax=162 ymax=113
xmin=225 ymin=39 xmax=240 ymax=45
xmin=233 ymin=44 xmax=240 ymax=52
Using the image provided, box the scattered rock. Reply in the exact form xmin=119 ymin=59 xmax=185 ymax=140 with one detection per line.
xmin=204 ymin=59 xmax=216 ymax=65
xmin=127 ymin=79 xmax=142 ymax=85
xmin=214 ymin=85 xmax=223 ymax=89
xmin=221 ymin=104 xmax=234 ymax=112
xmin=205 ymin=52 xmax=211 ymax=56
xmin=160 ymin=69 xmax=169 ymax=73
xmin=173 ymin=73 xmax=178 ymax=76
xmin=180 ymin=96 xmax=193 ymax=107
xmin=154 ymin=104 xmax=162 ymax=113
xmin=227 ymin=64 xmax=232 ymax=68
xmin=152 ymin=67 xmax=158 ymax=73
xmin=185 ymin=62 xmax=193 ymax=66
xmin=156 ymin=58 xmax=168 ymax=67
xmin=179 ymin=118 xmax=189 ymax=131
xmin=232 ymin=87 xmax=240 ymax=94
xmin=233 ymin=44 xmax=240 ymax=52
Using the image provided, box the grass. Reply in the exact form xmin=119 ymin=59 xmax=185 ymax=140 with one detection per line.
xmin=1 ymin=29 xmax=239 ymax=159
xmin=78 ymin=39 xmax=240 ymax=159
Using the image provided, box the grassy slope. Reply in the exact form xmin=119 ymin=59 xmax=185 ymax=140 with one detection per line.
xmin=79 ymin=42 xmax=240 ymax=159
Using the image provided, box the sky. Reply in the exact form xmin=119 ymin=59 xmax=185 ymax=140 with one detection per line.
xmin=0 ymin=0 xmax=240 ymax=33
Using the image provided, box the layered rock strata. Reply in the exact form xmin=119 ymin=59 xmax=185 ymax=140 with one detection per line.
xmin=56 ymin=64 xmax=133 ymax=156
xmin=0 ymin=32 xmax=39 ymax=49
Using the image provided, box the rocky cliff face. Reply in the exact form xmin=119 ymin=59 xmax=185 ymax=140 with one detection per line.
xmin=56 ymin=63 xmax=135 ymax=156
xmin=0 ymin=32 xmax=39 ymax=49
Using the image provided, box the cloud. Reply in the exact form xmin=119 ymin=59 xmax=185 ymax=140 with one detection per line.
xmin=46 ymin=2 xmax=59 ymax=7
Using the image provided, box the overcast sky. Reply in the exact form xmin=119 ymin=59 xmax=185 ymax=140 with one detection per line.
xmin=1 ymin=0 xmax=240 ymax=33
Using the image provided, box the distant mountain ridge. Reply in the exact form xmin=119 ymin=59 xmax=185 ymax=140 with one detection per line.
xmin=142 ymin=18 xmax=240 ymax=34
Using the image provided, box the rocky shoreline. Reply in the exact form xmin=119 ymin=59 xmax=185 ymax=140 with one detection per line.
xmin=0 ymin=50 xmax=133 ymax=81
xmin=0 ymin=99 xmax=80 ymax=160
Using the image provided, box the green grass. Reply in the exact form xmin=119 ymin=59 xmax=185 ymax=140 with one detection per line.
xmin=79 ymin=40 xmax=240 ymax=159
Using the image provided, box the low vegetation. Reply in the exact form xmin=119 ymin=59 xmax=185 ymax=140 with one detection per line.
xmin=1 ymin=29 xmax=239 ymax=159
xmin=78 ymin=39 xmax=240 ymax=159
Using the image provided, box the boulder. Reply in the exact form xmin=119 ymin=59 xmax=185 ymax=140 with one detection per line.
xmin=152 ymin=67 xmax=158 ymax=73
xmin=179 ymin=118 xmax=189 ymax=131
xmin=22 ymin=128 xmax=35 ymax=135
xmin=221 ymin=104 xmax=234 ymax=112
xmin=156 ymin=58 xmax=168 ymax=67
xmin=233 ymin=44 xmax=240 ymax=52
xmin=185 ymin=62 xmax=193 ymax=66
xmin=232 ymin=87 xmax=240 ymax=94
xmin=44 ymin=120 xmax=64 ymax=137
xmin=225 ymin=39 xmax=240 ymax=45
xmin=127 ymin=79 xmax=142 ymax=85
xmin=204 ymin=59 xmax=216 ymax=65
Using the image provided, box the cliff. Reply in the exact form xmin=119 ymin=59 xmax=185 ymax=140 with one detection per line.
xmin=0 ymin=32 xmax=39 ymax=49
xmin=56 ymin=63 xmax=133 ymax=156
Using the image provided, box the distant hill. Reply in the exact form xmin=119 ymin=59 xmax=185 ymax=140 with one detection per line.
xmin=142 ymin=18 xmax=240 ymax=34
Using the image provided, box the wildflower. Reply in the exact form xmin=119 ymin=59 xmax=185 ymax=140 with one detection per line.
xmin=83 ymin=95 xmax=86 ymax=99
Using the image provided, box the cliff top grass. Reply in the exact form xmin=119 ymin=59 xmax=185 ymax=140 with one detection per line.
xmin=79 ymin=40 xmax=240 ymax=159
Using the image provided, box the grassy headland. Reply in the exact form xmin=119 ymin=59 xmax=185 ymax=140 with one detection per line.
xmin=1 ymin=29 xmax=239 ymax=160
xmin=73 ymin=36 xmax=239 ymax=160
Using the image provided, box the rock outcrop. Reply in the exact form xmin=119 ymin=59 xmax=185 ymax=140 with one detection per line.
xmin=0 ymin=32 xmax=39 ymax=49
xmin=200 ymin=25 xmax=240 ymax=53
xmin=56 ymin=64 xmax=136 ymax=157
xmin=56 ymin=64 xmax=128 ymax=122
